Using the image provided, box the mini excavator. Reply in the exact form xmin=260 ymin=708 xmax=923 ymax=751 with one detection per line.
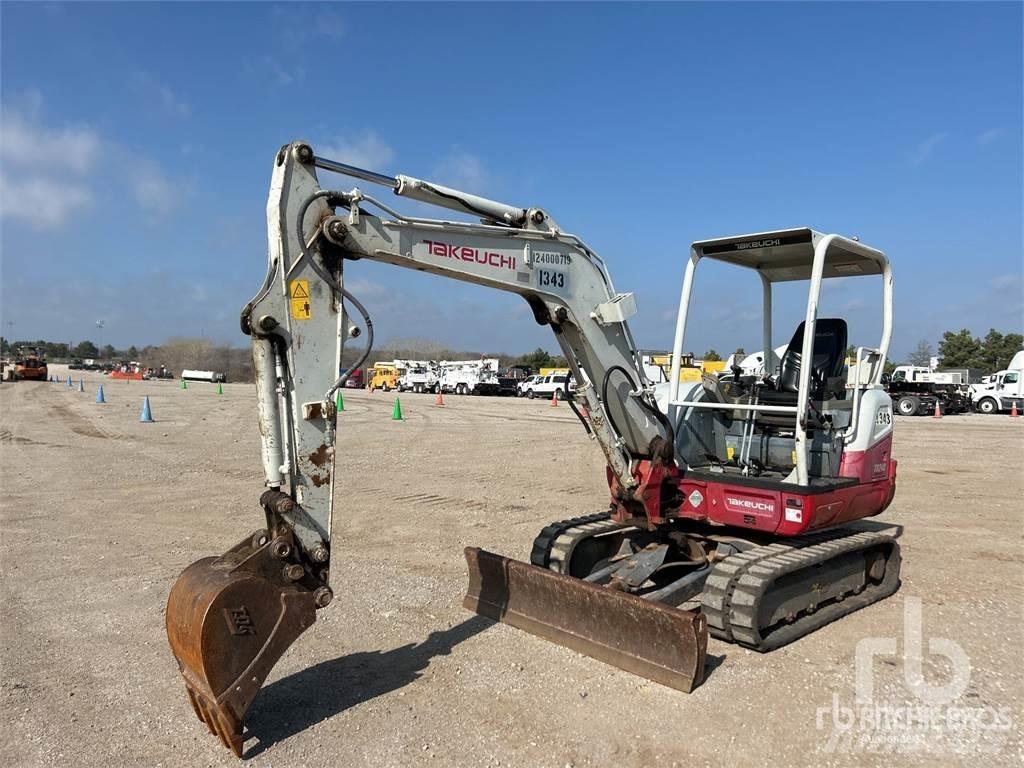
xmin=166 ymin=142 xmax=901 ymax=756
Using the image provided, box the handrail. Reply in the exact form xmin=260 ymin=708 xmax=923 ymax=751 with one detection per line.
xmin=669 ymin=400 xmax=799 ymax=414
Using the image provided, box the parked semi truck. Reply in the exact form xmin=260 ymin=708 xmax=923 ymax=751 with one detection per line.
xmin=884 ymin=364 xmax=972 ymax=416
xmin=970 ymin=351 xmax=1024 ymax=414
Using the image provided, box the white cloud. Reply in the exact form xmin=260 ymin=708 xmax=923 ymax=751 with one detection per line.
xmin=991 ymin=273 xmax=1021 ymax=292
xmin=273 ymin=7 xmax=345 ymax=45
xmin=343 ymin=278 xmax=389 ymax=298
xmin=158 ymin=86 xmax=190 ymax=118
xmin=319 ymin=132 xmax=395 ymax=170
xmin=0 ymin=108 xmax=100 ymax=173
xmin=313 ymin=10 xmax=345 ymax=39
xmin=432 ymin=150 xmax=488 ymax=191
xmin=977 ymin=128 xmax=1003 ymax=146
xmin=0 ymin=98 xmax=187 ymax=228
xmin=132 ymin=72 xmax=191 ymax=118
xmin=0 ymin=105 xmax=99 ymax=228
xmin=0 ymin=172 xmax=92 ymax=230
xmin=133 ymin=163 xmax=189 ymax=217
xmin=263 ymin=56 xmax=303 ymax=86
xmin=821 ymin=276 xmax=854 ymax=293
xmin=909 ymin=132 xmax=948 ymax=166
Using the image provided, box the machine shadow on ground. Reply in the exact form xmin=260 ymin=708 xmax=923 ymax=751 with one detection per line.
xmin=244 ymin=615 xmax=495 ymax=757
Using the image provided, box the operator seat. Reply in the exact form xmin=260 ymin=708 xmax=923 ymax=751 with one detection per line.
xmin=756 ymin=319 xmax=847 ymax=424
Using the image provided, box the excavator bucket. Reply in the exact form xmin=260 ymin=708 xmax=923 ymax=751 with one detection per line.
xmin=166 ymin=531 xmax=317 ymax=757
xmin=463 ymin=548 xmax=708 ymax=692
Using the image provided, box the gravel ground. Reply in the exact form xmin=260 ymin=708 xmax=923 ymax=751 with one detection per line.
xmin=2 ymin=366 xmax=1021 ymax=767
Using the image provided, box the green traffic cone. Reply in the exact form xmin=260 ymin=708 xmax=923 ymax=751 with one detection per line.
xmin=217 ymin=383 xmax=223 ymax=395
xmin=392 ymin=397 xmax=403 ymax=420
xmin=181 ymin=379 xmax=187 ymax=389
xmin=335 ymin=390 xmax=344 ymax=412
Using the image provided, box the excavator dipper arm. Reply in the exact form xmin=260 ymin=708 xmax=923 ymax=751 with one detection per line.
xmin=166 ymin=142 xmax=703 ymax=757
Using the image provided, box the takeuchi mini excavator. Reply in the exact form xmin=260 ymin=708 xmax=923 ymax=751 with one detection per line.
xmin=166 ymin=142 xmax=902 ymax=757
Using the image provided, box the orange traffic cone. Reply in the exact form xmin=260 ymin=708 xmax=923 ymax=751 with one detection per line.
xmin=933 ymin=400 xmax=942 ymax=418
xmin=436 ymin=391 xmax=445 ymax=406
xmin=550 ymin=392 xmax=558 ymax=407
xmin=1012 ymin=401 xmax=1019 ymax=418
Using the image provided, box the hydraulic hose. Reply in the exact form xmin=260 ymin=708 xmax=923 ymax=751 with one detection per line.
xmin=293 ymin=190 xmax=375 ymax=403
xmin=326 ymin=286 xmax=374 ymax=400
xmin=563 ymin=369 xmax=592 ymax=436
xmin=601 ymin=365 xmax=676 ymax=457
xmin=601 ymin=365 xmax=635 ymax=453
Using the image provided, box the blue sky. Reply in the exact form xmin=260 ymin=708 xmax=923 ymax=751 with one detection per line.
xmin=1 ymin=1 xmax=1021 ymax=360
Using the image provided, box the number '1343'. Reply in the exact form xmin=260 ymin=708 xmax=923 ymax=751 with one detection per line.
xmin=538 ymin=269 xmax=566 ymax=289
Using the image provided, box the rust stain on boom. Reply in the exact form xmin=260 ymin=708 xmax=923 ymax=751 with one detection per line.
xmin=463 ymin=547 xmax=708 ymax=692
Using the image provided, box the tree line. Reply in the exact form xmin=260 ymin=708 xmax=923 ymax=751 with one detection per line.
xmin=0 ymin=338 xmax=143 ymax=361
xmin=0 ymin=337 xmax=253 ymax=382
xmin=6 ymin=326 xmax=1018 ymax=383
xmin=905 ymin=328 xmax=1022 ymax=372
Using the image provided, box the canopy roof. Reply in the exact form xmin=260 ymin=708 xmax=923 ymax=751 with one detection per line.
xmin=690 ymin=228 xmax=887 ymax=283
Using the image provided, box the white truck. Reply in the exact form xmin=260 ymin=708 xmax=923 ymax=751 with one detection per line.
xmin=884 ymin=364 xmax=972 ymax=416
xmin=439 ymin=358 xmax=500 ymax=395
xmin=970 ymin=351 xmax=1024 ymax=414
xmin=516 ymin=374 xmax=544 ymax=397
xmin=520 ymin=372 xmax=576 ymax=400
xmin=397 ymin=361 xmax=440 ymax=393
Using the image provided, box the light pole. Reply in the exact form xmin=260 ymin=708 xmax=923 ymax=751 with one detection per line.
xmin=96 ymin=320 xmax=105 ymax=359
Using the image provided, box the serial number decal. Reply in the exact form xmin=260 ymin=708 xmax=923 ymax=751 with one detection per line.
xmin=537 ymin=269 xmax=567 ymax=290
xmin=876 ymin=408 xmax=892 ymax=425
xmin=533 ymin=250 xmax=572 ymax=266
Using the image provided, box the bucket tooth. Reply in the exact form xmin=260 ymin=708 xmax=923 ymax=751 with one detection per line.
xmin=464 ymin=547 xmax=708 ymax=692
xmin=166 ymin=533 xmax=317 ymax=757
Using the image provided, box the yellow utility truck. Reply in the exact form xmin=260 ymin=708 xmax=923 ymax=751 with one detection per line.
xmin=368 ymin=362 xmax=399 ymax=391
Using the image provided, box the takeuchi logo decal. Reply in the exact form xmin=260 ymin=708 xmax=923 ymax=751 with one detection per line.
xmin=726 ymin=497 xmax=775 ymax=513
xmin=422 ymin=240 xmax=516 ymax=270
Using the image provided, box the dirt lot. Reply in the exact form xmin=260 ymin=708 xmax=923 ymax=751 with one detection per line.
xmin=2 ymin=367 xmax=1021 ymax=767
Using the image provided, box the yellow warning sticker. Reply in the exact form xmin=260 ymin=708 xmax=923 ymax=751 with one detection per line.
xmin=726 ymin=446 xmax=735 ymax=460
xmin=290 ymin=280 xmax=311 ymax=320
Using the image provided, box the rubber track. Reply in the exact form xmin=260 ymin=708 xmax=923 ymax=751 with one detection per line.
xmin=700 ymin=528 xmax=847 ymax=642
xmin=547 ymin=517 xmax=630 ymax=575
xmin=704 ymin=529 xmax=901 ymax=651
xmin=529 ymin=511 xmax=613 ymax=569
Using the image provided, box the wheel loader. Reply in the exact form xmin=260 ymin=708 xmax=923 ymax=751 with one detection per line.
xmin=166 ymin=142 xmax=902 ymax=756
xmin=13 ymin=347 xmax=48 ymax=381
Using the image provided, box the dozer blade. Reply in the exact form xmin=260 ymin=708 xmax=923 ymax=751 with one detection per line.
xmin=464 ymin=547 xmax=708 ymax=692
xmin=166 ymin=532 xmax=316 ymax=757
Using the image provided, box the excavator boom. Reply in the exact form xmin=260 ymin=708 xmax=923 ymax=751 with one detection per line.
xmin=166 ymin=142 xmax=705 ymax=756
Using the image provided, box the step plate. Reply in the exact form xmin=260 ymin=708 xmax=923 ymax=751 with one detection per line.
xmin=464 ymin=547 xmax=707 ymax=692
